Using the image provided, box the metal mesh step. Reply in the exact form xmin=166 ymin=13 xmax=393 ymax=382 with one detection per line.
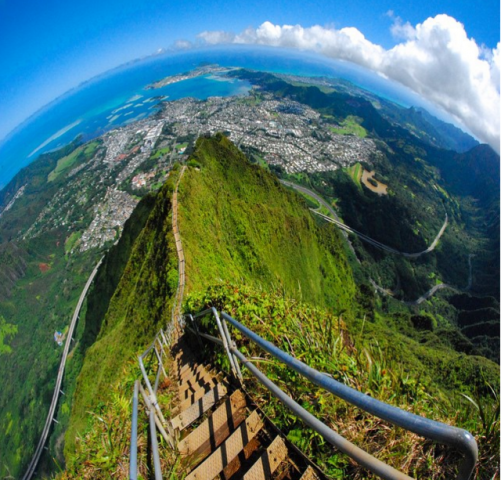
xmin=185 ymin=410 xmax=264 ymax=480
xmin=179 ymin=362 xmax=210 ymax=381
xmin=299 ymin=466 xmax=321 ymax=480
xmin=179 ymin=370 xmax=217 ymax=398
xmin=179 ymin=378 xmax=226 ymax=412
xmin=172 ymin=383 xmax=227 ymax=431
xmin=178 ymin=390 xmax=247 ymax=462
xmin=242 ymin=435 xmax=288 ymax=480
xmin=178 ymin=362 xmax=206 ymax=379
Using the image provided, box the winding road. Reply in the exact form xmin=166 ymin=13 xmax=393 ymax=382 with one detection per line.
xmin=281 ymin=180 xmax=473 ymax=304
xmin=281 ymin=180 xmax=448 ymax=259
xmin=22 ymin=258 xmax=103 ymax=480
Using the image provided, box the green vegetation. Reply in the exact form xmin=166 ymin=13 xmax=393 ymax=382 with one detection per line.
xmin=329 ymin=115 xmax=367 ymax=137
xmin=178 ymin=134 xmax=356 ymax=311
xmin=64 ymin=170 xmax=181 ymax=460
xmin=48 ymin=141 xmax=99 ymax=182
xmin=2 ymin=71 xmax=497 ymax=479
xmin=151 ymin=146 xmax=170 ymax=159
xmin=0 ymin=315 xmax=17 ymax=355
xmin=234 ymin=67 xmax=499 ymax=361
xmin=59 ymin=359 xmax=180 ymax=480
xmin=345 ymin=162 xmax=363 ymax=188
xmin=186 ymin=282 xmax=499 ymax=479
xmin=61 ymin=135 xmax=499 ymax=479
xmin=64 ymin=231 xmax=82 ymax=254
xmin=0 ymin=232 xmax=99 ymax=478
xmin=0 ymin=138 xmax=115 ymax=478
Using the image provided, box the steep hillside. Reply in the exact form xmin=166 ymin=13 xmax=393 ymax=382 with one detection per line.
xmin=178 ymin=134 xmax=356 ymax=310
xmin=64 ymin=134 xmax=358 ymax=457
xmin=63 ymin=173 xmax=179 ymax=457
xmin=61 ymin=135 xmax=499 ymax=479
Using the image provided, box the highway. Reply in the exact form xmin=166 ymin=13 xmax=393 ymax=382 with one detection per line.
xmin=281 ymin=180 xmax=474 ymax=305
xmin=281 ymin=180 xmax=448 ymax=259
xmin=22 ymin=257 xmax=103 ymax=480
xmin=405 ymin=254 xmax=474 ymax=305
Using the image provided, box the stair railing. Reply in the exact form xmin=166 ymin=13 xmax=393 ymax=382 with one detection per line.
xmin=186 ymin=308 xmax=478 ymax=480
xmin=130 ymin=326 xmax=177 ymax=480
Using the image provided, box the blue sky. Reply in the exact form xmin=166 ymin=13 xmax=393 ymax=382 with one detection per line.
xmin=0 ymin=0 xmax=499 ymax=146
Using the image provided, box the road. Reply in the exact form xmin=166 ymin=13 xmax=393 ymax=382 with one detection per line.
xmin=405 ymin=254 xmax=475 ymax=305
xmin=281 ymin=180 xmax=474 ymax=305
xmin=280 ymin=180 xmax=359 ymax=258
xmin=22 ymin=258 xmax=103 ymax=480
xmin=281 ymin=180 xmax=448 ymax=259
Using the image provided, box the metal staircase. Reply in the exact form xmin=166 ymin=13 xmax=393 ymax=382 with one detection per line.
xmin=128 ymin=166 xmax=477 ymax=480
xmin=130 ymin=323 xmax=320 ymax=480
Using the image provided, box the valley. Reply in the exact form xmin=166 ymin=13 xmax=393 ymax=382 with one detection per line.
xmin=0 ymin=67 xmax=498 ymax=479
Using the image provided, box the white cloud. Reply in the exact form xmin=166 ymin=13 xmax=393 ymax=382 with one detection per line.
xmin=197 ymin=16 xmax=500 ymax=153
xmin=172 ymin=40 xmax=193 ymax=50
xmin=198 ymin=30 xmax=236 ymax=45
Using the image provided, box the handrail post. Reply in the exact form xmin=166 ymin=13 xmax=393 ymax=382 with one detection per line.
xmin=211 ymin=308 xmax=239 ymax=377
xmin=159 ymin=328 xmax=169 ymax=348
xmin=154 ymin=344 xmax=168 ymax=383
xmin=149 ymin=409 xmax=162 ymax=480
xmin=221 ymin=317 xmax=243 ymax=381
xmin=129 ymin=381 xmax=139 ymax=480
xmin=189 ymin=314 xmax=204 ymax=348
xmin=138 ymin=354 xmax=165 ymax=422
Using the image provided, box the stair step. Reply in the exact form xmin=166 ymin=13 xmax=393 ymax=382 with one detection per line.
xmin=179 ymin=369 xmax=216 ymax=397
xmin=299 ymin=466 xmax=321 ymax=480
xmin=179 ymin=377 xmax=218 ymax=403
xmin=179 ymin=377 xmax=226 ymax=412
xmin=175 ymin=351 xmax=197 ymax=368
xmin=179 ymin=362 xmax=208 ymax=381
xmin=242 ymin=436 xmax=288 ymax=480
xmin=184 ymin=410 xmax=264 ymax=480
xmin=178 ymin=390 xmax=247 ymax=462
xmin=172 ymin=383 xmax=227 ymax=431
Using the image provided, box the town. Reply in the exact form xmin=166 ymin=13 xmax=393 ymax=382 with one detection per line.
xmin=18 ymin=86 xmax=379 ymax=253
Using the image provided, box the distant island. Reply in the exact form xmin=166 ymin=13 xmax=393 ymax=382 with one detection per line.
xmin=146 ymin=63 xmax=231 ymax=89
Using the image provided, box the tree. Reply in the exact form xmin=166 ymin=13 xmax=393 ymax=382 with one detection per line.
xmin=0 ymin=316 xmax=17 ymax=355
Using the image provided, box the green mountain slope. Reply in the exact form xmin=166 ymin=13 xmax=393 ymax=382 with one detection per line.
xmin=61 ymin=135 xmax=499 ymax=479
xmin=63 ymin=175 xmax=179 ymax=457
xmin=64 ymin=134 xmax=357 ymax=457
xmin=178 ymin=134 xmax=356 ymax=310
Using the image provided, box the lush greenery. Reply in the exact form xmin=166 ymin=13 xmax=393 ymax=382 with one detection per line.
xmin=0 ymin=137 xmax=118 ymax=478
xmin=47 ymin=142 xmax=100 ymax=183
xmin=60 ymin=135 xmax=499 ymax=480
xmin=1 ymin=69 xmax=497 ymax=479
xmin=329 ymin=115 xmax=367 ymax=138
xmin=178 ymin=134 xmax=356 ymax=312
xmin=230 ymin=69 xmax=499 ymax=362
xmin=0 ymin=231 xmax=98 ymax=478
xmin=0 ymin=315 xmax=17 ymax=355
xmin=186 ymin=282 xmax=499 ymax=479
xmin=63 ymin=167 xmax=182 ymax=460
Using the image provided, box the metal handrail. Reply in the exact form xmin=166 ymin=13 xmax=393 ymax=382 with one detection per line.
xmin=129 ymin=381 xmax=139 ymax=480
xmin=189 ymin=308 xmax=477 ymax=480
xmin=130 ymin=328 xmax=175 ymax=479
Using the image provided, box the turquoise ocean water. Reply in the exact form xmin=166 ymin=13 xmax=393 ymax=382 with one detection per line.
xmin=0 ymin=45 xmax=444 ymax=189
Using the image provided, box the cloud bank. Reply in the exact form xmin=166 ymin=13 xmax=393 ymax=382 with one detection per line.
xmin=198 ymin=16 xmax=500 ymax=153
